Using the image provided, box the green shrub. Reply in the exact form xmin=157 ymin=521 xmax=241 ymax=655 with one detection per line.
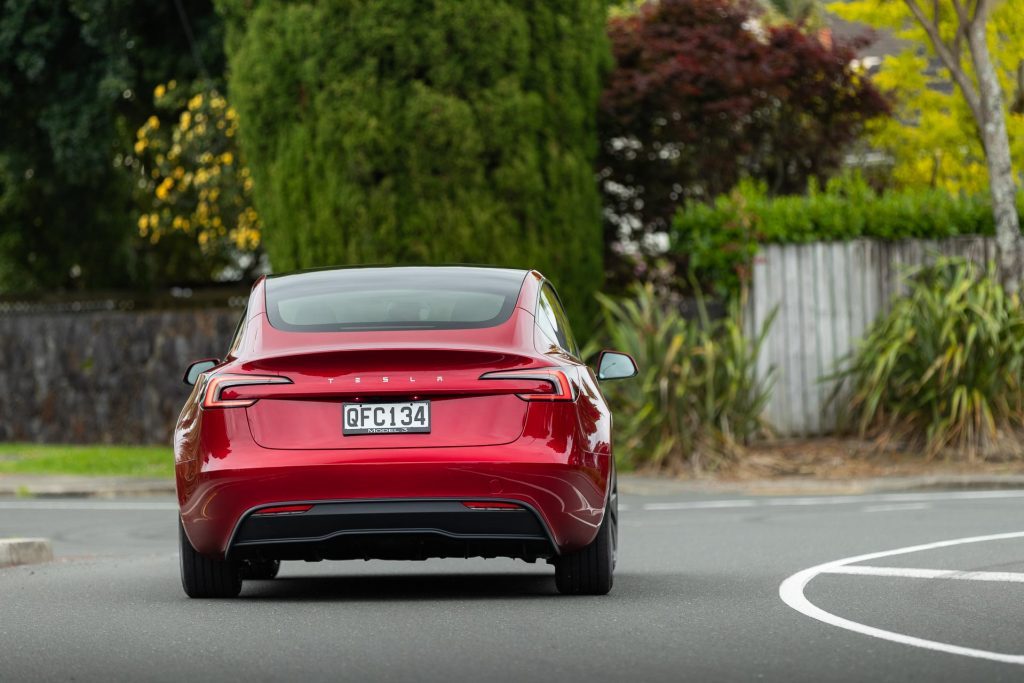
xmin=671 ymin=173 xmax=1021 ymax=296
xmin=669 ymin=182 xmax=763 ymax=296
xmin=594 ymin=283 xmax=774 ymax=472
xmin=832 ymin=258 xmax=1024 ymax=459
xmin=219 ymin=0 xmax=609 ymax=329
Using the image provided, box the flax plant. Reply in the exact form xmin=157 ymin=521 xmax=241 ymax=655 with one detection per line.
xmin=594 ymin=283 xmax=775 ymax=472
xmin=833 ymin=258 xmax=1024 ymax=459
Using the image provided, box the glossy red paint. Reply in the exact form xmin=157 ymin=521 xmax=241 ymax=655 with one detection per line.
xmin=174 ymin=267 xmax=616 ymax=561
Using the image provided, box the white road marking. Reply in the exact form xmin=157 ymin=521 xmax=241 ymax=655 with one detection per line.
xmin=823 ymin=565 xmax=1024 ymax=583
xmin=779 ymin=530 xmax=1024 ymax=665
xmin=641 ymin=489 xmax=1024 ymax=512
xmin=861 ymin=503 xmax=931 ymax=513
xmin=0 ymin=501 xmax=176 ymax=511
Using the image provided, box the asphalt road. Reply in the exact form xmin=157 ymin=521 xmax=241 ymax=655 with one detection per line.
xmin=3 ymin=489 xmax=1024 ymax=682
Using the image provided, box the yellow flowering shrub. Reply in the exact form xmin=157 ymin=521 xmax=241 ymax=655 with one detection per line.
xmin=134 ymin=80 xmax=260 ymax=254
xmin=829 ymin=0 xmax=1024 ymax=193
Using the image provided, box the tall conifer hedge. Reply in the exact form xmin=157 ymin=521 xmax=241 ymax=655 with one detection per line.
xmin=220 ymin=0 xmax=608 ymax=328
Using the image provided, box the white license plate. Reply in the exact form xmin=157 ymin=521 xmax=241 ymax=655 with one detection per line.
xmin=342 ymin=401 xmax=431 ymax=435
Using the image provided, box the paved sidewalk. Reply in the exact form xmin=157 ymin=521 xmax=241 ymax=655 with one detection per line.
xmin=5 ymin=471 xmax=1024 ymax=499
xmin=0 ymin=474 xmax=175 ymax=498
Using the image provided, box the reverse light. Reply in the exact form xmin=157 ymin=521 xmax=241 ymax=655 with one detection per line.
xmin=202 ymin=374 xmax=292 ymax=408
xmin=479 ymin=367 xmax=578 ymax=401
xmin=462 ymin=501 xmax=522 ymax=510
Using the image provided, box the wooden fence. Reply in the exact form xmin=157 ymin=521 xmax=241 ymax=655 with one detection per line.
xmin=748 ymin=236 xmax=997 ymax=435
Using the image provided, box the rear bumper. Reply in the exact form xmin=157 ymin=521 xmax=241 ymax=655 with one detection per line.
xmin=227 ymin=499 xmax=555 ymax=562
xmin=176 ymin=412 xmax=610 ymax=559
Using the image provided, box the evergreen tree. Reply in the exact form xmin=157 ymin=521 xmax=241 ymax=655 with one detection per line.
xmin=220 ymin=0 xmax=609 ymax=329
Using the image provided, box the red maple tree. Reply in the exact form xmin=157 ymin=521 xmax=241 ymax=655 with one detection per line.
xmin=599 ymin=0 xmax=891 ymax=254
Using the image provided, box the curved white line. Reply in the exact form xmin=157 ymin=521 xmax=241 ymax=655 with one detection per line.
xmin=779 ymin=530 xmax=1024 ymax=665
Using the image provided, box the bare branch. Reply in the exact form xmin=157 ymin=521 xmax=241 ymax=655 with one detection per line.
xmin=950 ymin=0 xmax=970 ymax=25
xmin=1012 ymin=59 xmax=1024 ymax=115
xmin=974 ymin=0 xmax=993 ymax=23
xmin=902 ymin=0 xmax=983 ymax=120
xmin=948 ymin=0 xmax=968 ymax=56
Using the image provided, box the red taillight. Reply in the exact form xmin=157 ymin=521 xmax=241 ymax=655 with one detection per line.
xmin=254 ymin=504 xmax=313 ymax=515
xmin=462 ymin=501 xmax=522 ymax=510
xmin=202 ymin=374 xmax=292 ymax=408
xmin=478 ymin=367 xmax=577 ymax=401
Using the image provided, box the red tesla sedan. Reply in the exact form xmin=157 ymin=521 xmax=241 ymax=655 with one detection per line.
xmin=174 ymin=266 xmax=637 ymax=598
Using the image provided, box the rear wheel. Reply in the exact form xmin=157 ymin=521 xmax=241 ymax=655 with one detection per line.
xmin=554 ymin=473 xmax=617 ymax=595
xmin=179 ymin=519 xmax=242 ymax=599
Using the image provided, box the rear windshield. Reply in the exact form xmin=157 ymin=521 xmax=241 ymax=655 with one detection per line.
xmin=265 ymin=267 xmax=527 ymax=332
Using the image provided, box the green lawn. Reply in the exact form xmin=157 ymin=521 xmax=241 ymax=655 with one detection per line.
xmin=0 ymin=443 xmax=174 ymax=478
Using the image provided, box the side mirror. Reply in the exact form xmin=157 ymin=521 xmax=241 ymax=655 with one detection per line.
xmin=183 ymin=358 xmax=220 ymax=386
xmin=597 ymin=351 xmax=638 ymax=381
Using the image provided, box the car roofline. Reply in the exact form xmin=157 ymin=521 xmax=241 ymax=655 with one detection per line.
xmin=264 ymin=263 xmax=532 ymax=280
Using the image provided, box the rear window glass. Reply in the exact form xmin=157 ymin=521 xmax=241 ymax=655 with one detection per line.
xmin=265 ymin=267 xmax=527 ymax=332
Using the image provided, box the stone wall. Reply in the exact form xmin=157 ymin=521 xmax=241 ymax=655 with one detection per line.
xmin=0 ymin=308 xmax=241 ymax=445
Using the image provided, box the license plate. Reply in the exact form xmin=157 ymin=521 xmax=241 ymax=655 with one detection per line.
xmin=342 ymin=401 xmax=431 ymax=435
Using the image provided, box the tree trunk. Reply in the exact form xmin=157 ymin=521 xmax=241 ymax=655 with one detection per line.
xmin=967 ymin=15 xmax=1022 ymax=288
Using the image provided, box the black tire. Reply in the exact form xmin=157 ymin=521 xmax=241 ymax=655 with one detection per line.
xmin=554 ymin=473 xmax=617 ymax=595
xmin=179 ymin=518 xmax=242 ymax=599
xmin=241 ymin=559 xmax=281 ymax=581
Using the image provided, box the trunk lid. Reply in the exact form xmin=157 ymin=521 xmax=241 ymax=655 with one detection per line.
xmin=240 ymin=348 xmax=543 ymax=450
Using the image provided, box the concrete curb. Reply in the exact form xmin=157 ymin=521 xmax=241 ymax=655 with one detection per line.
xmin=0 ymin=538 xmax=54 ymax=568
xmin=619 ymin=473 xmax=1024 ymax=497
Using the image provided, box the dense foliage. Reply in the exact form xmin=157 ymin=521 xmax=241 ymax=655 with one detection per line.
xmin=829 ymin=0 xmax=1024 ymax=194
xmin=671 ymin=174 xmax=1023 ymax=295
xmin=219 ymin=0 xmax=609 ymax=328
xmin=598 ymin=0 xmax=890 ymax=257
xmin=832 ymin=258 xmax=1024 ymax=459
xmin=133 ymin=82 xmax=260 ymax=282
xmin=594 ymin=283 xmax=774 ymax=472
xmin=0 ymin=0 xmax=224 ymax=292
